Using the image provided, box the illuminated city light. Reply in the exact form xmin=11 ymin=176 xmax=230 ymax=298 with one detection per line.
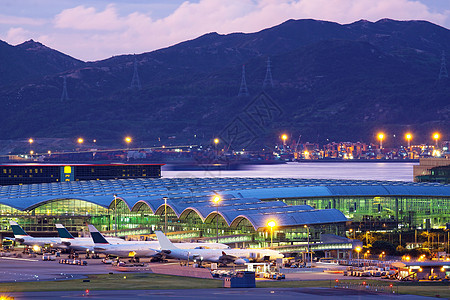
xmin=378 ymin=133 xmax=384 ymax=149
xmin=433 ymin=132 xmax=440 ymax=147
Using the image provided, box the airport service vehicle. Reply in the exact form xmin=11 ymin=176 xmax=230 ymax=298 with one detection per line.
xmin=7 ymin=221 xmax=63 ymax=248
xmin=88 ymin=225 xmax=229 ymax=260
xmin=156 ymin=231 xmax=284 ymax=265
xmin=56 ymin=224 xmax=125 ymax=252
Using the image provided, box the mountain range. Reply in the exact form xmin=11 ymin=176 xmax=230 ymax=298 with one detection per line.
xmin=0 ymin=18 xmax=449 ymax=151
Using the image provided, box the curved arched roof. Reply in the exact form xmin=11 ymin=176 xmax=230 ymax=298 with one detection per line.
xmin=0 ymin=177 xmax=448 ymax=228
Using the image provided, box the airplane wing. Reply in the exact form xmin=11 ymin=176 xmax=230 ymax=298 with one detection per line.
xmin=217 ymin=251 xmax=249 ymax=265
xmin=218 ymin=251 xmax=237 ymax=265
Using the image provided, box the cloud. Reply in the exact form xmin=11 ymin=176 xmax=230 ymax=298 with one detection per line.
xmin=54 ymin=4 xmax=139 ymax=31
xmin=2 ymin=27 xmax=31 ymax=45
xmin=10 ymin=0 xmax=450 ymax=60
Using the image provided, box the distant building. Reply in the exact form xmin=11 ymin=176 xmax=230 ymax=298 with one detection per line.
xmin=414 ymin=158 xmax=450 ymax=183
xmin=0 ymin=163 xmax=163 ymax=185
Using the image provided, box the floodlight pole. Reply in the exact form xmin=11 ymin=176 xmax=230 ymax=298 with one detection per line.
xmin=216 ymin=202 xmax=219 ymax=243
xmin=113 ymin=194 xmax=118 ymax=237
xmin=305 ymin=225 xmax=310 ymax=267
xmin=270 ymin=226 xmax=273 ymax=248
xmin=163 ymin=197 xmax=168 ymax=234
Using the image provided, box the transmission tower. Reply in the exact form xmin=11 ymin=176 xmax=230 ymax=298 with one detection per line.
xmin=60 ymin=76 xmax=69 ymax=101
xmin=263 ymin=57 xmax=273 ymax=89
xmin=238 ymin=65 xmax=249 ymax=97
xmin=439 ymin=50 xmax=448 ymax=80
xmin=130 ymin=55 xmax=142 ymax=90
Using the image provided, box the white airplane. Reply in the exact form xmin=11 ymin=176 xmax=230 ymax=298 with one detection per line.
xmin=88 ymin=225 xmax=229 ymax=259
xmin=155 ymin=231 xmax=284 ymax=265
xmin=55 ymin=224 xmax=125 ymax=252
xmin=8 ymin=221 xmax=62 ymax=248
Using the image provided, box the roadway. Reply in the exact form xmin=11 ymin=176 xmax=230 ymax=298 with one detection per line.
xmin=0 ymin=252 xmax=438 ymax=300
xmin=5 ymin=288 xmax=435 ymax=300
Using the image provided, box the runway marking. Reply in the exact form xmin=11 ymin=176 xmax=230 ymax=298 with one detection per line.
xmin=0 ymin=257 xmax=39 ymax=262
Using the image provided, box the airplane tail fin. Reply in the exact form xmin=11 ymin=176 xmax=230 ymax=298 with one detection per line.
xmin=155 ymin=231 xmax=178 ymax=250
xmin=87 ymin=225 xmax=109 ymax=244
xmin=10 ymin=221 xmax=28 ymax=237
xmin=55 ymin=224 xmax=74 ymax=239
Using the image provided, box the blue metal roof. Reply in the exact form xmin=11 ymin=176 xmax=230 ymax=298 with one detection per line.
xmin=0 ymin=177 xmax=449 ymax=229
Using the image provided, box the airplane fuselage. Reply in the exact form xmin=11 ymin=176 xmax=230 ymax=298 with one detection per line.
xmin=167 ymin=248 xmax=284 ymax=264
xmin=14 ymin=235 xmax=62 ymax=247
xmin=93 ymin=241 xmax=229 ymax=258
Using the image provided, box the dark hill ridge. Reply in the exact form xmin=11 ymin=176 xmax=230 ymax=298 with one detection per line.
xmin=0 ymin=18 xmax=448 ymax=148
xmin=0 ymin=39 xmax=83 ymax=87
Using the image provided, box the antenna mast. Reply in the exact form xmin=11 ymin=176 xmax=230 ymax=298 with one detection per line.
xmin=61 ymin=76 xmax=69 ymax=101
xmin=439 ymin=50 xmax=448 ymax=80
xmin=238 ymin=65 xmax=249 ymax=97
xmin=130 ymin=55 xmax=142 ymax=90
xmin=263 ymin=57 xmax=274 ymax=89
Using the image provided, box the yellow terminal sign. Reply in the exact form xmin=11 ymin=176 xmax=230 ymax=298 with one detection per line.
xmin=62 ymin=166 xmax=74 ymax=182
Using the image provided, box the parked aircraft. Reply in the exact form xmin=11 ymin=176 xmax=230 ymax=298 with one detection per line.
xmin=155 ymin=231 xmax=284 ymax=265
xmin=88 ymin=225 xmax=158 ymax=259
xmin=55 ymin=224 xmax=125 ymax=252
xmin=88 ymin=225 xmax=229 ymax=260
xmin=7 ymin=221 xmax=62 ymax=248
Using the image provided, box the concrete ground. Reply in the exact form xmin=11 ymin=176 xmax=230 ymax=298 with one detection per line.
xmin=4 ymin=288 xmax=436 ymax=300
xmin=0 ymin=252 xmax=348 ymax=283
xmin=0 ymin=252 xmax=440 ymax=300
xmin=0 ymin=253 xmax=116 ymax=282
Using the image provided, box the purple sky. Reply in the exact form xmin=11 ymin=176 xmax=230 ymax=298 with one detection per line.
xmin=1 ymin=0 xmax=450 ymax=61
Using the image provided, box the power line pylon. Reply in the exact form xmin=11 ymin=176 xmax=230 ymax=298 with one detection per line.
xmin=61 ymin=76 xmax=69 ymax=101
xmin=263 ymin=57 xmax=273 ymax=89
xmin=439 ymin=50 xmax=448 ymax=80
xmin=130 ymin=55 xmax=142 ymax=90
xmin=238 ymin=65 xmax=249 ymax=97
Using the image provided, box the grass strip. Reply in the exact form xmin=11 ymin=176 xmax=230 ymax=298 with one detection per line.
xmin=0 ymin=274 xmax=448 ymax=298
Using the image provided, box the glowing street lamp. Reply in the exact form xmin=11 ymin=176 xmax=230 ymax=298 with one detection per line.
xmin=355 ymin=246 xmax=362 ymax=261
xmin=433 ymin=132 xmax=440 ymax=147
xmin=77 ymin=137 xmax=84 ymax=145
xmin=28 ymin=138 xmax=34 ymax=154
xmin=214 ymin=138 xmax=219 ymax=158
xmin=212 ymin=196 xmax=221 ymax=243
xmin=405 ymin=133 xmax=412 ymax=149
xmin=378 ymin=133 xmax=384 ymax=149
xmin=267 ymin=220 xmax=276 ymax=248
xmin=281 ymin=134 xmax=288 ymax=151
xmin=125 ymin=136 xmax=132 ymax=152
xmin=349 ymin=228 xmax=356 ymax=239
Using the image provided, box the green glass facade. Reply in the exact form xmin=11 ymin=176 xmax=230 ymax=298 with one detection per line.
xmin=1 ymin=176 xmax=448 ymax=250
xmin=0 ymin=198 xmax=345 ymax=248
xmin=269 ymin=196 xmax=450 ymax=230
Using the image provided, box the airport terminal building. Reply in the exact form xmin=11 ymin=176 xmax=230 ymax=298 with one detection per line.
xmin=0 ymin=163 xmax=449 ymax=253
